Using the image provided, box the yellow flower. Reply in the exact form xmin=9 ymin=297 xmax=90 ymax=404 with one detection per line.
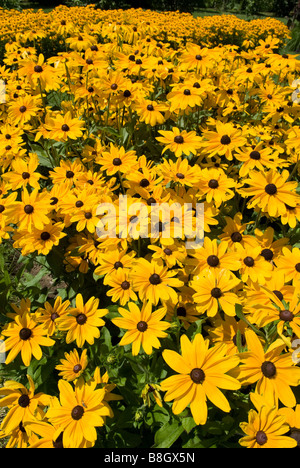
xmin=161 ymin=333 xmax=240 ymax=425
xmin=112 ymin=301 xmax=170 ymax=356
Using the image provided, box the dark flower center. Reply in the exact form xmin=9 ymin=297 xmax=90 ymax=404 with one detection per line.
xmin=19 ymin=327 xmax=32 ymax=340
xmin=261 ymin=248 xmax=273 ymax=261
xmin=211 ymin=287 xmax=222 ymax=299
xmin=220 ymin=135 xmax=231 ymax=145
xmin=147 ymin=104 xmax=154 ymax=111
xmin=73 ymin=364 xmax=82 ymax=373
xmin=19 ymin=106 xmax=27 ymax=113
xmin=249 ymin=150 xmax=261 ymax=160
xmin=208 ymin=179 xmax=219 ymax=189
xmin=256 ymin=430 xmax=268 ymax=446
xmin=113 ymin=157 xmax=122 ymax=166
xmin=76 ymin=314 xmax=87 ymax=325
xmin=231 ymin=232 xmax=242 ymax=243
xmin=34 ymin=65 xmax=43 ymax=73
xmin=18 ymin=394 xmax=30 ymax=408
xmin=121 ymin=281 xmax=130 ymax=290
xmin=85 ymin=212 xmax=93 ymax=219
xmin=207 ymin=255 xmax=219 ymax=267
xmin=265 ymin=183 xmax=277 ymax=195
xmin=22 ymin=172 xmax=30 ymax=179
xmin=164 ymin=248 xmax=172 ymax=256
xmin=149 ymin=273 xmax=161 ymax=285
xmin=232 ymin=333 xmax=246 ymax=347
xmin=140 ymin=178 xmax=150 ymax=188
xmin=41 ymin=232 xmax=51 ymax=241
xmin=137 ymin=321 xmax=148 ymax=332
xmin=295 ymin=263 xmax=300 ymax=273
xmin=244 ymin=256 xmax=254 ymax=267
xmin=190 ymin=368 xmax=205 ymax=383
xmin=75 ymin=200 xmax=84 ymax=208
xmin=176 ymin=172 xmax=185 ymax=179
xmin=195 ymin=54 xmax=202 ymax=60
xmin=24 ymin=204 xmax=34 ymax=214
xmin=0 ymin=205 xmax=5 ymax=214
xmin=279 ymin=309 xmax=293 ymax=322
xmin=174 ymin=135 xmax=184 ymax=144
xmin=66 ymin=170 xmax=74 ymax=179
xmin=114 ymin=261 xmax=123 ymax=269
xmin=51 ymin=312 xmax=59 ymax=322
xmin=183 ymin=89 xmax=191 ymax=95
xmin=261 ymin=361 xmax=276 ymax=378
xmin=123 ymin=90 xmax=131 ymax=98
xmin=61 ymin=124 xmax=70 ymax=132
xmin=71 ymin=405 xmax=85 ymax=421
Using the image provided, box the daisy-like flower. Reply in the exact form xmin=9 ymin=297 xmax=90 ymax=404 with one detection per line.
xmin=8 ymin=94 xmax=41 ymax=125
xmin=105 ymin=267 xmax=138 ymax=306
xmin=239 ymin=391 xmax=297 ymax=448
xmin=196 ymin=167 xmax=236 ymax=207
xmin=134 ymin=99 xmax=168 ymax=126
xmin=37 ymin=296 xmax=71 ymax=336
xmin=219 ymin=212 xmax=258 ymax=251
xmin=111 ymin=301 xmax=170 ymax=356
xmin=2 ymin=313 xmax=55 ymax=366
xmin=190 ymin=269 xmax=241 ymax=317
xmin=0 ymin=375 xmax=50 ymax=436
xmin=238 ymin=169 xmax=299 ymax=218
xmin=46 ymin=379 xmax=112 ymax=448
xmin=55 ymin=348 xmax=88 ymax=382
xmin=200 ymin=121 xmax=247 ymax=160
xmin=1 ymin=153 xmax=46 ymax=190
xmin=187 ymin=237 xmax=241 ymax=276
xmin=42 ymin=111 xmax=85 ymax=141
xmin=236 ymin=329 xmax=300 ymax=408
xmin=15 ymin=222 xmax=67 ymax=256
xmin=129 ymin=258 xmax=184 ymax=306
xmin=96 ymin=143 xmax=137 ymax=176
xmin=161 ymin=333 xmax=240 ymax=425
xmin=5 ymin=187 xmax=50 ymax=233
xmin=56 ymin=294 xmax=107 ymax=348
xmin=156 ymin=127 xmax=202 ymax=158
xmin=158 ymin=157 xmax=201 ymax=188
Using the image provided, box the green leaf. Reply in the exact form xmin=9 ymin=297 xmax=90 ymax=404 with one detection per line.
xmin=154 ymin=421 xmax=184 ymax=448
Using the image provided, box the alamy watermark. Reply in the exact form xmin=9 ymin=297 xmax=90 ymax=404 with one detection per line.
xmin=0 ymin=340 xmax=5 ymax=364
xmin=96 ymin=195 xmax=204 ymax=249
xmin=0 ymin=79 xmax=6 ymax=104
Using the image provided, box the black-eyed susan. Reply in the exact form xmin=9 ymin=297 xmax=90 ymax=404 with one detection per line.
xmin=105 ymin=267 xmax=138 ymax=306
xmin=129 ymin=258 xmax=184 ymax=306
xmin=200 ymin=121 xmax=247 ymax=160
xmin=111 ymin=301 xmax=170 ymax=356
xmin=239 ymin=391 xmax=297 ymax=448
xmin=238 ymin=169 xmax=299 ymax=218
xmin=190 ymin=269 xmax=241 ymax=317
xmin=197 ymin=167 xmax=236 ymax=207
xmin=0 ymin=375 xmax=50 ymax=436
xmin=96 ymin=143 xmax=137 ymax=176
xmin=55 ymin=348 xmax=88 ymax=382
xmin=156 ymin=127 xmax=202 ymax=158
xmin=161 ymin=333 xmax=240 ymax=425
xmin=2 ymin=313 xmax=55 ymax=367
xmin=37 ymin=296 xmax=71 ymax=336
xmin=236 ymin=329 xmax=300 ymax=408
xmin=46 ymin=379 xmax=111 ymax=448
xmin=56 ymin=294 xmax=107 ymax=348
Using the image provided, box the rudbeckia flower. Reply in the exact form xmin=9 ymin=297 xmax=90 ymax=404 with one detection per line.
xmin=238 ymin=169 xmax=299 ymax=218
xmin=0 ymin=375 xmax=50 ymax=436
xmin=161 ymin=333 xmax=240 ymax=425
xmin=156 ymin=127 xmax=202 ymax=158
xmin=129 ymin=258 xmax=184 ymax=305
xmin=55 ymin=348 xmax=88 ymax=382
xmin=190 ymin=269 xmax=241 ymax=317
xmin=46 ymin=379 xmax=112 ymax=448
xmin=56 ymin=294 xmax=107 ymax=348
xmin=111 ymin=301 xmax=170 ymax=356
xmin=236 ymin=329 xmax=300 ymax=408
xmin=2 ymin=313 xmax=55 ymax=367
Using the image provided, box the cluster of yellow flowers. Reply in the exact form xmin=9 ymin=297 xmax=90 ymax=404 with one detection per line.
xmin=0 ymin=5 xmax=300 ymax=449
